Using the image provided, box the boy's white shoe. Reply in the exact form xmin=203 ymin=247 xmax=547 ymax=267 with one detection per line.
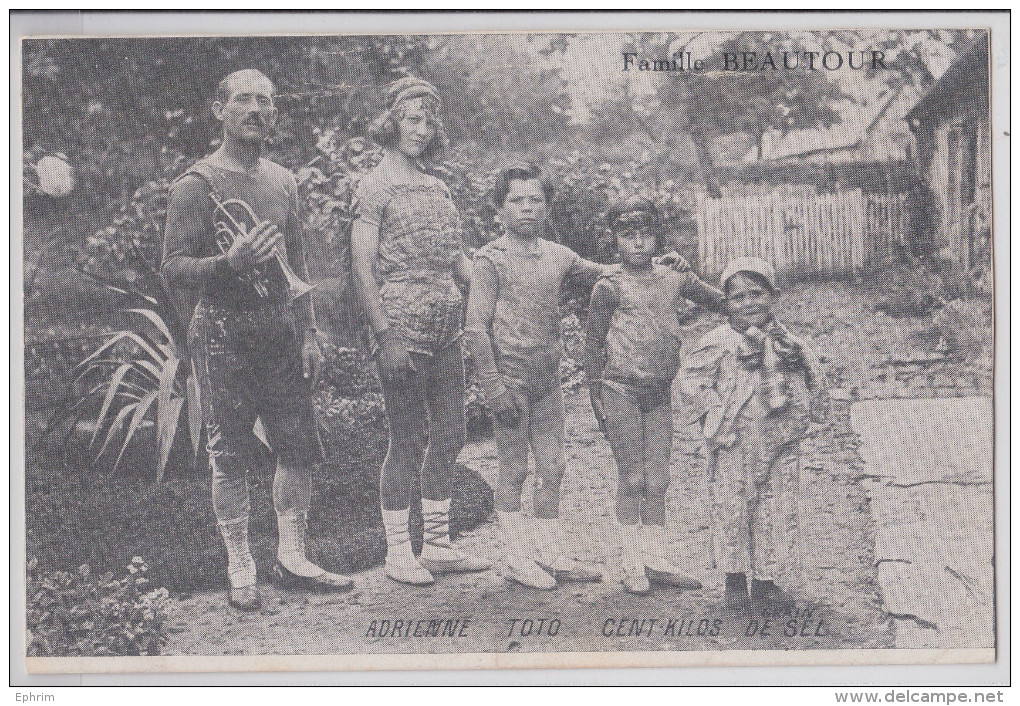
xmin=504 ymin=555 xmax=557 ymax=590
xmin=533 ymin=517 xmax=603 ymax=583
xmin=498 ymin=510 xmax=556 ymax=590
xmin=382 ymin=507 xmax=434 ymax=586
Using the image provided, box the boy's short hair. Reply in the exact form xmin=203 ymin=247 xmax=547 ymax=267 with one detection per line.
xmin=606 ymin=196 xmax=664 ymax=249
xmin=491 ymin=161 xmax=555 ymax=209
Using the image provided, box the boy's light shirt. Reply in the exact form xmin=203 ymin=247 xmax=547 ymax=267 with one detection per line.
xmin=464 ymin=234 xmax=606 ymax=400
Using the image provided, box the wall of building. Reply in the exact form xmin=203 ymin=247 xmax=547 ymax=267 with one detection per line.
xmin=924 ymin=107 xmax=990 ymax=269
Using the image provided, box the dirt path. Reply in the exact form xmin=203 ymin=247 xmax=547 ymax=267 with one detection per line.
xmin=166 ymin=391 xmax=893 ymax=656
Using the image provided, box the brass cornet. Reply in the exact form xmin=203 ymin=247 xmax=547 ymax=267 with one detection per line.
xmin=210 ymin=192 xmax=315 ymax=302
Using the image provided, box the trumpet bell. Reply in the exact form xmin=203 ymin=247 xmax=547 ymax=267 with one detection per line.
xmin=285 ymin=271 xmax=316 ymax=301
xmin=210 ymin=191 xmax=316 ymax=302
xmin=272 ymin=248 xmax=316 ymax=301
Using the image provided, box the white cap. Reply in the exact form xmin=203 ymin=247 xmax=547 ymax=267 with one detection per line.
xmin=720 ymin=256 xmax=777 ymax=292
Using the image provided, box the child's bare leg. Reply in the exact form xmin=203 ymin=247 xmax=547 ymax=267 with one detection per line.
xmin=639 ymin=399 xmax=672 ymax=527
xmin=378 ymin=373 xmax=426 ymax=512
xmin=529 ymin=386 xmax=567 ymax=519
xmin=602 ymin=386 xmax=645 ymax=525
xmin=495 ymin=403 xmax=531 ymax=513
xmin=603 ymin=385 xmax=649 ymax=592
xmin=530 ymin=386 xmax=601 ymax=582
xmin=419 ymin=345 xmax=466 ymax=503
xmin=377 ymin=369 xmax=431 ymax=584
xmin=494 ymin=397 xmax=557 ymax=589
xmin=416 ymin=348 xmax=490 ymax=573
xmin=640 ymin=400 xmax=702 ymax=590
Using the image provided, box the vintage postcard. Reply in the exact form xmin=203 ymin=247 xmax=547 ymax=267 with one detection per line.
xmin=15 ymin=11 xmax=1006 ymax=678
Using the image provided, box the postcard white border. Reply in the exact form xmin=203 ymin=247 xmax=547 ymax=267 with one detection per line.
xmin=10 ymin=10 xmax=1010 ymax=687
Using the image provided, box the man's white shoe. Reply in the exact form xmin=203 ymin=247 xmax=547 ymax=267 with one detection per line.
xmin=274 ymin=510 xmax=353 ymax=591
xmin=218 ymin=516 xmax=262 ymax=610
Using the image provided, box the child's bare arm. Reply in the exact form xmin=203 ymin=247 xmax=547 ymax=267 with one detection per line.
xmin=463 ymin=256 xmax=506 ymax=401
xmin=567 ymin=252 xmax=612 ymax=284
xmin=679 ymin=270 xmax=726 ymax=313
xmin=453 ymin=249 xmax=472 ymax=293
xmin=583 ymin=279 xmax=619 ymax=434
xmin=464 ymin=257 xmax=527 ymax=427
xmin=583 ymin=279 xmax=617 ymax=381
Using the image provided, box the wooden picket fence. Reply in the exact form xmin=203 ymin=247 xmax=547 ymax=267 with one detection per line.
xmin=696 ymin=189 xmax=910 ymax=279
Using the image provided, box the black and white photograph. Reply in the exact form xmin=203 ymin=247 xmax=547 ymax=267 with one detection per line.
xmin=14 ymin=12 xmax=1005 ymax=679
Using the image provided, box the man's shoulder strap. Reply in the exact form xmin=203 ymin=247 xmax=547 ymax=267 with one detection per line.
xmin=170 ymin=158 xmax=223 ymax=199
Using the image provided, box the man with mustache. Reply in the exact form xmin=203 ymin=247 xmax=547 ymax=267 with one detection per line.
xmin=162 ymin=69 xmax=351 ymax=611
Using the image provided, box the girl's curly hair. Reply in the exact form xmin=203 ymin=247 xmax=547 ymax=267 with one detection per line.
xmin=368 ymin=77 xmax=449 ymax=164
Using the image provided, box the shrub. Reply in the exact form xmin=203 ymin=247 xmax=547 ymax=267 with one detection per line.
xmin=862 ymin=252 xmax=950 ymax=318
xmin=71 ymin=305 xmax=200 ymax=480
xmin=26 ymin=556 xmax=172 ymax=657
xmin=80 ymin=175 xmax=173 ymax=284
xmin=464 ymin=380 xmax=491 ymax=440
xmin=315 ymin=353 xmax=387 ymax=462
xmin=298 ymin=133 xmax=380 ymax=345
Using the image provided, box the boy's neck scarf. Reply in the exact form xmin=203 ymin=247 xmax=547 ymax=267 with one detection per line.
xmin=736 ymin=324 xmax=790 ymax=412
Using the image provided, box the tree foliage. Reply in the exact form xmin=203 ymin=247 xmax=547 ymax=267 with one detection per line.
xmin=423 ymin=35 xmax=574 ymax=152
xmin=594 ymin=32 xmax=850 ymax=196
xmin=22 ymin=35 xmax=431 ymax=207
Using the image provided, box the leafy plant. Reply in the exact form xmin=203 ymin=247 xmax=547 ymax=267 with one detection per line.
xmin=73 ymin=304 xmax=201 ymax=480
xmin=298 ymin=132 xmax=381 ymax=344
xmin=78 ymin=174 xmax=176 ymax=282
xmin=26 ymin=556 xmax=173 ymax=657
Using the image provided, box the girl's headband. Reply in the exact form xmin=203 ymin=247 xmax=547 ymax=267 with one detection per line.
xmin=390 ymin=85 xmax=441 ymax=115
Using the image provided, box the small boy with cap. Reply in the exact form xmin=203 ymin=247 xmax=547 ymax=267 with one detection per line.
xmin=679 ymin=256 xmax=826 ymax=614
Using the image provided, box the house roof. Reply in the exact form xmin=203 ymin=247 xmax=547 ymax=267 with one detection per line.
xmin=906 ymin=36 xmax=990 ymax=126
xmin=749 ymin=86 xmax=915 ymax=162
